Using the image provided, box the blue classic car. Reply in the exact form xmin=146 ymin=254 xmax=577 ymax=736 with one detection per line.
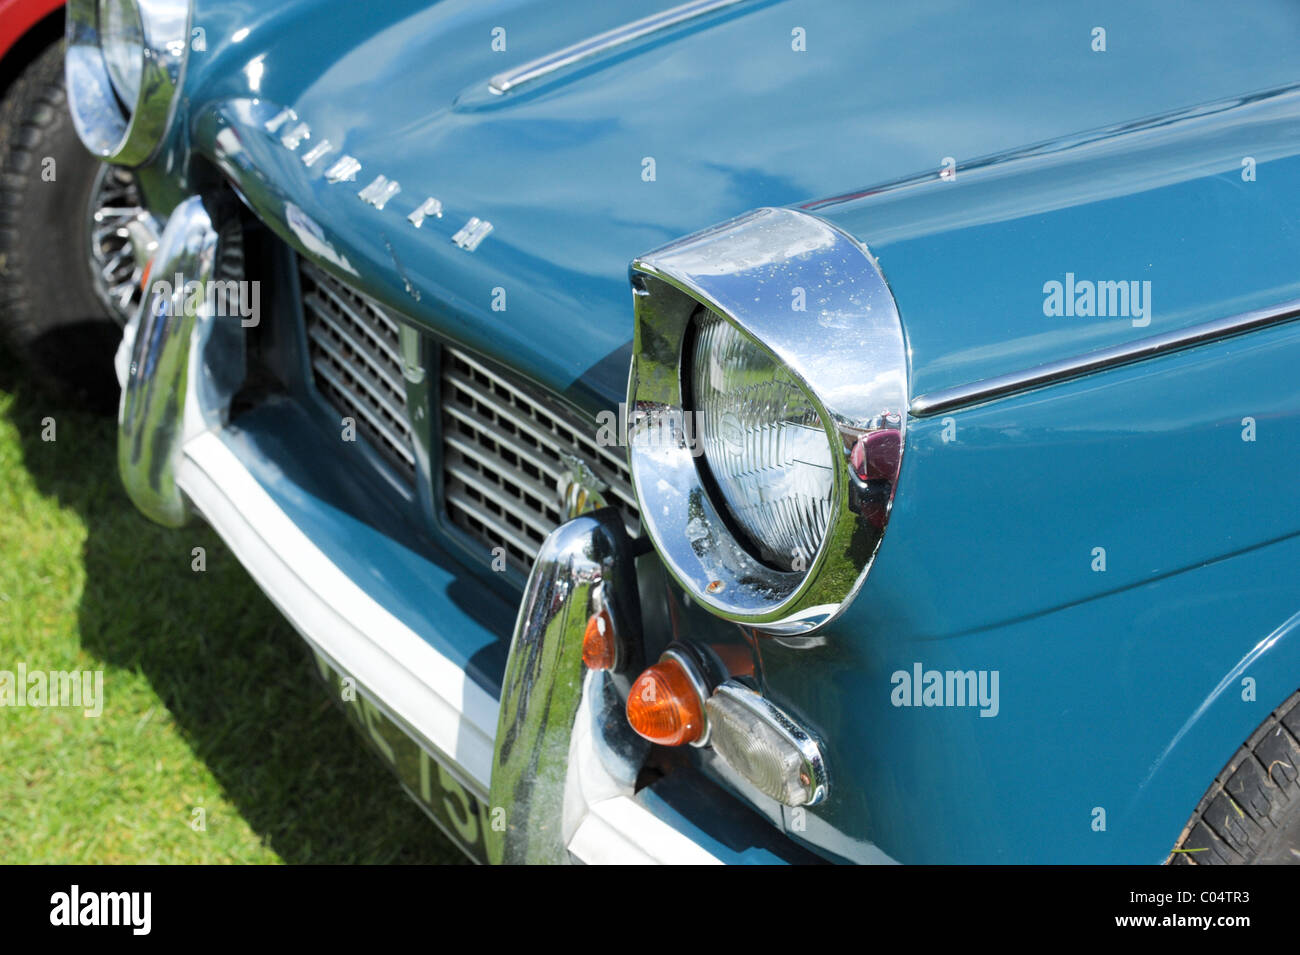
xmin=17 ymin=0 xmax=1300 ymax=863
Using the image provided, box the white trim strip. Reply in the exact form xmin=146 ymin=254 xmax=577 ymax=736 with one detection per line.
xmin=568 ymin=796 xmax=723 ymax=865
xmin=176 ymin=431 xmax=500 ymax=790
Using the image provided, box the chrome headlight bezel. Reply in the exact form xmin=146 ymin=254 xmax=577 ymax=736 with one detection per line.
xmin=626 ymin=207 xmax=907 ymax=636
xmin=66 ymin=0 xmax=191 ymax=166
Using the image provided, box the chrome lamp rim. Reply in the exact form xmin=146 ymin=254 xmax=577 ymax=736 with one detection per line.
xmin=66 ymin=0 xmax=192 ymax=166
xmin=626 ymin=207 xmax=908 ymax=636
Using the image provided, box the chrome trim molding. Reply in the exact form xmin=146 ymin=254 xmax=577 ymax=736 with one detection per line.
xmin=627 ymin=207 xmax=908 ymax=636
xmin=66 ymin=0 xmax=192 ymax=165
xmin=910 ymin=297 xmax=1300 ymax=417
xmin=487 ymin=511 xmax=649 ymax=864
xmin=488 ymin=0 xmax=746 ymax=95
xmin=118 ymin=195 xmax=243 ymax=526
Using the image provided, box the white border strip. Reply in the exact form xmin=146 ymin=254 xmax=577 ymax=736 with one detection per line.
xmin=177 ymin=431 xmax=499 ymax=789
xmin=568 ymin=796 xmax=723 ymax=865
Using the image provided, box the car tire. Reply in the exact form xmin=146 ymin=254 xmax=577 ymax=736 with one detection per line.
xmin=0 ymin=39 xmax=131 ymax=412
xmin=1168 ymin=688 xmax=1300 ymax=864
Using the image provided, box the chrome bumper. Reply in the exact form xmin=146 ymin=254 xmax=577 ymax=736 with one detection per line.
xmin=116 ymin=196 xmax=725 ymax=864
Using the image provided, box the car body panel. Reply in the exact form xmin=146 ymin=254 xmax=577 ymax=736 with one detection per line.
xmin=768 ymin=318 xmax=1300 ymax=861
xmin=816 ymin=84 xmax=1300 ymax=400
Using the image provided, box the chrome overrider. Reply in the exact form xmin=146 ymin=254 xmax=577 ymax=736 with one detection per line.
xmin=487 ymin=510 xmax=649 ymax=864
xmin=118 ymin=195 xmax=245 ymax=527
xmin=109 ymin=199 xmax=745 ymax=863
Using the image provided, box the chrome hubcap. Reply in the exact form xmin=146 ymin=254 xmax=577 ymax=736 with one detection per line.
xmin=85 ymin=164 xmax=159 ymax=325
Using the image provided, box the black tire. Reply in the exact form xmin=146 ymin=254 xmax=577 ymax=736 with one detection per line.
xmin=0 ymin=39 xmax=122 ymax=411
xmin=1168 ymin=689 xmax=1300 ymax=864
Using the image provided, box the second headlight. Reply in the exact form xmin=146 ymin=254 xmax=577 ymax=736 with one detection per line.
xmin=99 ymin=0 xmax=145 ymax=106
xmin=66 ymin=0 xmax=191 ymax=165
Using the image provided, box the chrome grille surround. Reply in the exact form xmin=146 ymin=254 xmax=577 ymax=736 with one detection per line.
xmin=299 ymin=261 xmax=416 ymax=480
xmin=441 ymin=348 xmax=638 ymax=574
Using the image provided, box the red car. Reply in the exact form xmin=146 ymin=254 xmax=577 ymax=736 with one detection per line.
xmin=1 ymin=0 xmax=147 ymax=408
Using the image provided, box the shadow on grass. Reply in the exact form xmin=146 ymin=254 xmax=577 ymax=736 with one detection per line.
xmin=0 ymin=343 xmax=466 ymax=863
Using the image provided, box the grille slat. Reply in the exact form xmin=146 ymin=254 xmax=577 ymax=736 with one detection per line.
xmin=443 ymin=432 xmax=561 ymax=513
xmin=452 ymin=350 xmax=631 ymax=478
xmin=603 ymin=474 xmax=641 ymax=518
xmin=445 ymin=487 xmax=545 ymax=569
xmin=444 ymin=371 xmax=566 ymax=478
xmin=313 ymin=363 xmax=416 ymax=467
xmin=442 ymin=347 xmax=638 ymax=575
xmin=300 ymin=262 xmax=416 ymax=480
xmin=303 ymin=261 xmax=403 ymax=344
xmin=445 ymin=461 xmax=559 ymax=539
xmin=304 ymin=292 xmax=408 ymax=397
xmin=444 ymin=381 xmax=572 ymax=484
xmin=307 ymin=324 xmax=411 ymax=429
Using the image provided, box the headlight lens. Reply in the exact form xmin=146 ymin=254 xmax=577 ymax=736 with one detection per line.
xmin=98 ymin=0 xmax=145 ymax=107
xmin=692 ymin=309 xmax=833 ymax=571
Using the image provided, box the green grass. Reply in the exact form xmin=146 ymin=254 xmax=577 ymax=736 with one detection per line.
xmin=0 ymin=347 xmax=465 ymax=863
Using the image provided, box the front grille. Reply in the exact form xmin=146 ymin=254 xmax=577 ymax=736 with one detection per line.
xmin=299 ymin=261 xmax=416 ymax=480
xmin=441 ymin=348 xmax=639 ymax=574
xmin=294 ymin=257 xmax=637 ymax=574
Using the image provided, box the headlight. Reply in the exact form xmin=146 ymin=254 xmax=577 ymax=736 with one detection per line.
xmin=627 ymin=207 xmax=907 ymax=636
xmin=691 ymin=309 xmax=834 ymax=571
xmin=99 ymin=0 xmax=145 ymax=106
xmin=66 ymin=0 xmax=191 ymax=165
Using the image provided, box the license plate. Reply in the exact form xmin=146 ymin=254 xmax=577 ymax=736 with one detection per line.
xmin=310 ymin=649 xmax=489 ymax=863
